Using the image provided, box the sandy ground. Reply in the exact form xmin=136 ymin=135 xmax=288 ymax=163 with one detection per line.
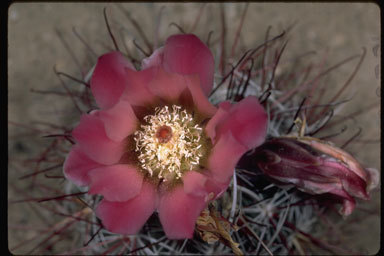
xmin=8 ymin=3 xmax=380 ymax=254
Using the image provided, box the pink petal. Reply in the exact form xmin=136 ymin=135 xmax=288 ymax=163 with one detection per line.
xmin=307 ymin=139 xmax=369 ymax=181
xmin=163 ymin=34 xmax=215 ymax=96
xmin=63 ymin=145 xmax=103 ymax=186
xmin=88 ymin=164 xmax=143 ymax=202
xmin=146 ymin=67 xmax=188 ymax=102
xmin=183 ymin=171 xmax=208 ymax=197
xmin=204 ymin=177 xmax=231 ymax=200
xmin=120 ymin=67 xmax=158 ymax=107
xmin=184 ymin=75 xmax=217 ymax=117
xmin=216 ymin=96 xmax=268 ymax=150
xmin=72 ymin=114 xmax=124 ymax=165
xmin=142 ymin=47 xmax=164 ymax=70
xmin=340 ymin=198 xmax=355 ymax=216
xmin=208 ymin=131 xmax=247 ymax=184
xmin=323 ymin=160 xmax=369 ymax=200
xmin=96 ymin=181 xmax=157 ymax=235
xmin=366 ymin=167 xmax=380 ymax=191
xmin=91 ymin=51 xmax=135 ymax=109
xmin=205 ymin=101 xmax=232 ymax=141
xmin=93 ymin=99 xmax=138 ymax=142
xmin=158 ymin=185 xmax=207 ymax=239
xmin=333 ymin=191 xmax=356 ymax=216
xmin=284 ymin=178 xmax=357 ymax=216
xmin=300 ymin=179 xmax=342 ymax=194
xmin=322 ymin=187 xmax=357 ymax=216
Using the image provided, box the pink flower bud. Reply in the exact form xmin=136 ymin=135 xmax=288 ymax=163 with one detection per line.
xmin=244 ymin=137 xmax=379 ymax=216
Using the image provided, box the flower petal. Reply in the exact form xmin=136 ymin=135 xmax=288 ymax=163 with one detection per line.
xmin=216 ymin=96 xmax=268 ymax=150
xmin=142 ymin=47 xmax=164 ymax=70
xmin=331 ymin=190 xmax=356 ymax=216
xmin=205 ymin=101 xmax=232 ymax=141
xmin=158 ymin=185 xmax=207 ymax=239
xmin=72 ymin=114 xmax=124 ymax=165
xmin=93 ymin=99 xmax=138 ymax=142
xmin=323 ymin=160 xmax=369 ymax=200
xmin=88 ymin=164 xmax=143 ymax=202
xmin=306 ymin=139 xmax=369 ymax=181
xmin=257 ymin=138 xmax=322 ymax=166
xmin=183 ymin=171 xmax=208 ymax=197
xmin=340 ymin=197 xmax=356 ymax=216
xmin=208 ymin=131 xmax=247 ymax=184
xmin=163 ymin=34 xmax=215 ymax=96
xmin=255 ymin=150 xmax=339 ymax=184
xmin=316 ymin=185 xmax=357 ymax=216
xmin=63 ymin=145 xmax=103 ymax=186
xmin=91 ymin=51 xmax=135 ymax=109
xmin=366 ymin=167 xmax=380 ymax=191
xmin=297 ymin=180 xmax=356 ymax=216
xmin=204 ymin=177 xmax=231 ymax=200
xmin=96 ymin=181 xmax=157 ymax=234
xmin=184 ymin=75 xmax=217 ymax=117
xmin=120 ymin=67 xmax=159 ymax=107
xmin=146 ymin=67 xmax=188 ymax=102
xmin=270 ymin=172 xmax=360 ymax=216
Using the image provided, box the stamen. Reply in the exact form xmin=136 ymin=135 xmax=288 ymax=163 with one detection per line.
xmin=134 ymin=105 xmax=205 ymax=180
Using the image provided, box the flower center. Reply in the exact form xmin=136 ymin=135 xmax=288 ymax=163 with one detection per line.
xmin=134 ymin=105 xmax=205 ymax=181
xmin=156 ymin=125 xmax=173 ymax=143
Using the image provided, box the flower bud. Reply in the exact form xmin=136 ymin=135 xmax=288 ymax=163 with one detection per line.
xmin=238 ymin=137 xmax=379 ymax=216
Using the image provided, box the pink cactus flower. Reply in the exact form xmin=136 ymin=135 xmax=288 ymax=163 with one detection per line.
xmin=63 ymin=34 xmax=268 ymax=239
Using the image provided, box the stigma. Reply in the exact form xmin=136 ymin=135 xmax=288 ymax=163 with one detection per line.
xmin=156 ymin=125 xmax=173 ymax=143
xmin=134 ymin=105 xmax=204 ymax=181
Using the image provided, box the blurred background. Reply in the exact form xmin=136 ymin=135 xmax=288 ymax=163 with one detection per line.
xmin=8 ymin=3 xmax=380 ymax=254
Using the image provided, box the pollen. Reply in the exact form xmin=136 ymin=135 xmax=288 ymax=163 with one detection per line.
xmin=133 ymin=105 xmax=205 ymax=181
